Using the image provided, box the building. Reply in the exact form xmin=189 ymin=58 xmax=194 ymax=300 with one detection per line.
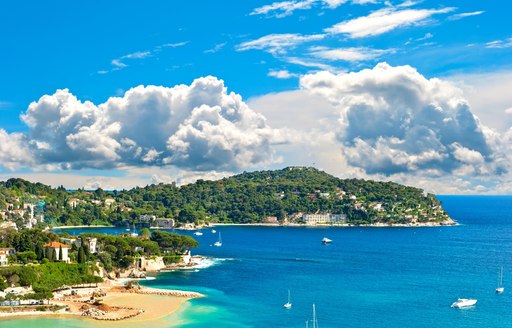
xmin=263 ymin=216 xmax=278 ymax=223
xmin=0 ymin=221 xmax=17 ymax=230
xmin=104 ymin=198 xmax=116 ymax=207
xmin=302 ymin=213 xmax=347 ymax=225
xmin=152 ymin=218 xmax=175 ymax=229
xmin=85 ymin=237 xmax=98 ymax=254
xmin=0 ymin=248 xmax=15 ymax=266
xmin=43 ymin=241 xmax=70 ymax=262
xmin=139 ymin=214 xmax=156 ymax=223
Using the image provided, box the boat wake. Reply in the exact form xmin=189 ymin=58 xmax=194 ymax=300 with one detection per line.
xmin=183 ymin=257 xmax=235 ymax=270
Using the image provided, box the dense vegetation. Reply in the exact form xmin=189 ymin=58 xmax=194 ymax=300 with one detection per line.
xmin=0 ymin=167 xmax=451 ymax=226
xmin=0 ymin=228 xmax=198 ymax=298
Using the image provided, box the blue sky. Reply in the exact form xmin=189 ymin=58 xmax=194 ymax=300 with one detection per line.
xmin=0 ymin=0 xmax=511 ymax=193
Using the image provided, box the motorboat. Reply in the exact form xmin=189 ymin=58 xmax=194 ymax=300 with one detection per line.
xmin=193 ymin=231 xmax=203 ymax=236
xmin=211 ymin=229 xmax=217 ymax=233
xmin=451 ymin=298 xmax=477 ymax=308
xmin=321 ymin=237 xmax=332 ymax=244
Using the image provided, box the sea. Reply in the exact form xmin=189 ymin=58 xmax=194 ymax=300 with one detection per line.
xmin=2 ymin=195 xmax=512 ymax=327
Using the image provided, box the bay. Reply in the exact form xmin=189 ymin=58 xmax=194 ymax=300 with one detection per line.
xmin=3 ymin=195 xmax=512 ymax=327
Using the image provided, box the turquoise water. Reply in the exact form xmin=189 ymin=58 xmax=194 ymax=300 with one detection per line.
xmin=3 ymin=195 xmax=512 ymax=327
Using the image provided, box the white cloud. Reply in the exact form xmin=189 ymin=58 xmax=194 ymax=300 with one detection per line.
xmin=161 ymin=41 xmax=189 ymax=48
xmin=204 ymin=42 xmax=227 ymax=54
xmin=121 ymin=51 xmax=152 ymax=59
xmin=300 ymin=62 xmax=501 ymax=176
xmin=486 ymin=38 xmax=512 ymax=49
xmin=268 ymin=70 xmax=298 ymax=79
xmin=309 ymin=46 xmax=394 ymax=62
xmin=325 ymin=6 xmax=455 ymax=38
xmin=448 ymin=11 xmax=484 ymax=21
xmin=237 ymin=33 xmax=325 ymax=55
xmin=250 ymin=0 xmax=317 ymax=18
xmin=249 ymin=0 xmax=380 ymax=18
xmin=284 ymin=57 xmax=335 ymax=70
xmin=0 ymin=130 xmax=34 ymax=171
xmin=0 ymin=77 xmax=284 ymax=172
xmin=448 ymin=71 xmax=512 ymax=132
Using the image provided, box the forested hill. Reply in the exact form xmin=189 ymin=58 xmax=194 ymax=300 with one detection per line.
xmin=0 ymin=167 xmax=453 ymax=227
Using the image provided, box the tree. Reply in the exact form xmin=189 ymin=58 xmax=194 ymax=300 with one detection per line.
xmin=77 ymin=247 xmax=86 ymax=264
xmin=139 ymin=228 xmax=151 ymax=238
xmin=46 ymin=247 xmax=54 ymax=262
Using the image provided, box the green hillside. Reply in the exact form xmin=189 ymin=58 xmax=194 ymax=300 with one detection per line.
xmin=0 ymin=167 xmax=453 ymax=227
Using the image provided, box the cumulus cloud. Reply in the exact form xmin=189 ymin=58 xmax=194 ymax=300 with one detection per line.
xmin=300 ymin=62 xmax=502 ymax=176
xmin=325 ymin=6 xmax=455 ymax=38
xmin=0 ymin=130 xmax=34 ymax=170
xmin=0 ymin=77 xmax=282 ymax=172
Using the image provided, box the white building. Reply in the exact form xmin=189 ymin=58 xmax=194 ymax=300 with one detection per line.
xmin=44 ymin=242 xmax=70 ymax=262
xmin=0 ymin=248 xmax=15 ymax=266
xmin=303 ymin=213 xmax=347 ymax=224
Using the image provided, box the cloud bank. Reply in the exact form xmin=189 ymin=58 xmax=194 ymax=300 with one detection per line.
xmin=2 ymin=77 xmax=282 ymax=172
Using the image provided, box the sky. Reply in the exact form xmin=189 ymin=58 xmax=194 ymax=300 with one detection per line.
xmin=0 ymin=0 xmax=511 ymax=194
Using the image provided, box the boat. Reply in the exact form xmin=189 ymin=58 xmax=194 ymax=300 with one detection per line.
xmin=130 ymin=223 xmax=138 ymax=237
xmin=321 ymin=237 xmax=332 ymax=244
xmin=451 ymin=298 xmax=477 ymax=308
xmin=311 ymin=304 xmax=318 ymax=328
xmin=211 ymin=229 xmax=216 ymax=233
xmin=283 ymin=289 xmax=292 ymax=309
xmin=193 ymin=231 xmax=203 ymax=236
xmin=496 ymin=266 xmax=505 ymax=294
xmin=214 ymin=232 xmax=222 ymax=247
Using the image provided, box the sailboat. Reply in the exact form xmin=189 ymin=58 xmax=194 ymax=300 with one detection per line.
xmin=214 ymin=232 xmax=222 ymax=247
xmin=130 ymin=223 xmax=138 ymax=237
xmin=283 ymin=290 xmax=292 ymax=309
xmin=496 ymin=266 xmax=504 ymax=294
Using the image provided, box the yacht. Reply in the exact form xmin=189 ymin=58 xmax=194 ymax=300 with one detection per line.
xmin=283 ymin=290 xmax=292 ymax=309
xmin=451 ymin=298 xmax=477 ymax=308
xmin=496 ymin=266 xmax=505 ymax=294
xmin=321 ymin=237 xmax=332 ymax=244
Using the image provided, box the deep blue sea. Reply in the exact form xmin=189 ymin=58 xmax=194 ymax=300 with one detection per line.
xmin=4 ymin=195 xmax=512 ymax=327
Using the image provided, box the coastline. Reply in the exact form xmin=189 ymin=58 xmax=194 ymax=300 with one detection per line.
xmin=52 ymin=225 xmax=115 ymax=230
xmin=0 ymin=281 xmax=203 ymax=324
xmin=212 ymin=220 xmax=457 ymax=228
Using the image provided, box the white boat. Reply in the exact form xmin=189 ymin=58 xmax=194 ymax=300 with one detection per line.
xmin=283 ymin=290 xmax=292 ymax=309
xmin=211 ymin=229 xmax=216 ymax=233
xmin=321 ymin=237 xmax=332 ymax=244
xmin=193 ymin=231 xmax=203 ymax=236
xmin=311 ymin=304 xmax=318 ymax=328
xmin=496 ymin=266 xmax=505 ymax=294
xmin=451 ymin=298 xmax=477 ymax=308
xmin=214 ymin=232 xmax=222 ymax=247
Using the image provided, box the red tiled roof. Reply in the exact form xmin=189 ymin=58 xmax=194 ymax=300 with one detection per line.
xmin=44 ymin=241 xmax=69 ymax=248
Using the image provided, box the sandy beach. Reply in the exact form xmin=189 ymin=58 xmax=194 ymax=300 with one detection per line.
xmin=0 ymin=282 xmax=202 ymax=326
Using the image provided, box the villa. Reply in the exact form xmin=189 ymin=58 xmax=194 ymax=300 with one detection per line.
xmin=43 ymin=241 xmax=70 ymax=262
